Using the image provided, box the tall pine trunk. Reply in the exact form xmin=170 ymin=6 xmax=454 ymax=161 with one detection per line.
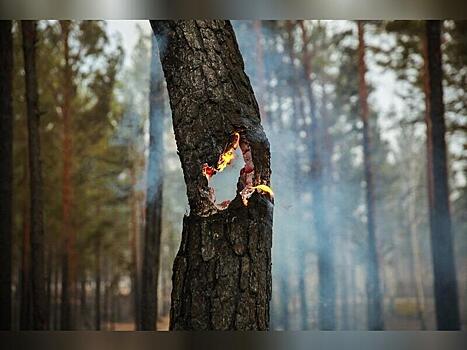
xmin=140 ymin=36 xmax=165 ymax=331
xmin=0 ymin=20 xmax=13 ymax=331
xmin=299 ymin=21 xmax=336 ymax=330
xmin=151 ymin=20 xmax=273 ymax=330
xmin=425 ymin=20 xmax=460 ymax=330
xmin=94 ymin=235 xmax=101 ymax=330
xmin=129 ymin=163 xmax=140 ymax=328
xmin=60 ymin=20 xmax=74 ymax=330
xmin=22 ymin=20 xmax=48 ymax=330
xmin=357 ymin=21 xmax=384 ymax=330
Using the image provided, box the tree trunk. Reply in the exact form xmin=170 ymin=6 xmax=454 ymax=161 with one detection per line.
xmin=22 ymin=20 xmax=48 ymax=330
xmin=46 ymin=248 xmax=52 ymax=328
xmin=60 ymin=20 xmax=74 ymax=330
xmin=357 ymin=21 xmax=384 ymax=330
xmin=129 ymin=163 xmax=140 ymax=328
xmin=279 ymin=274 xmax=290 ymax=330
xmin=94 ymin=236 xmax=101 ymax=330
xmin=20 ymin=207 xmax=32 ymax=330
xmin=0 ymin=20 xmax=13 ymax=331
xmin=80 ymin=276 xmax=87 ymax=329
xmin=151 ymin=20 xmax=273 ymax=330
xmin=425 ymin=20 xmax=460 ymax=330
xmin=52 ymin=253 xmax=59 ymax=330
xmin=140 ymin=35 xmax=165 ymax=331
xmin=299 ymin=21 xmax=336 ymax=330
xmin=254 ymin=20 xmax=267 ymax=126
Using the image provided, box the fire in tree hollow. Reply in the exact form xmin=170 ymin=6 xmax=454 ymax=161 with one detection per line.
xmin=202 ymin=131 xmax=274 ymax=209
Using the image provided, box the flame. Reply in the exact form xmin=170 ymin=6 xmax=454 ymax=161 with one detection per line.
xmin=203 ymin=132 xmax=240 ymax=180
xmin=252 ymin=184 xmax=274 ymax=197
xmin=217 ymin=132 xmax=240 ymax=172
xmin=240 ymin=184 xmax=274 ymax=206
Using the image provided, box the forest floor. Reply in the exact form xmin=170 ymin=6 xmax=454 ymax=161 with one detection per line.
xmin=113 ymin=315 xmax=170 ymax=331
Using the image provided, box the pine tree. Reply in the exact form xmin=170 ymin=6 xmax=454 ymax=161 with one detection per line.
xmin=151 ymin=20 xmax=273 ymax=330
xmin=0 ymin=20 xmax=14 ymax=331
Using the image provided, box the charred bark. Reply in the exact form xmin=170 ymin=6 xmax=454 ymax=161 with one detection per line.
xmin=22 ymin=20 xmax=48 ymax=330
xmin=0 ymin=20 xmax=13 ymax=331
xmin=425 ymin=20 xmax=460 ymax=330
xmin=151 ymin=20 xmax=273 ymax=330
xmin=357 ymin=21 xmax=384 ymax=330
xmin=140 ymin=36 xmax=165 ymax=331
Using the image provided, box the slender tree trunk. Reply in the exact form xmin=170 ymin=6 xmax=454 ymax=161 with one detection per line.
xmin=22 ymin=20 xmax=48 ymax=330
xmin=254 ymin=20 xmax=267 ymax=125
xmin=20 ymin=207 xmax=32 ymax=330
xmin=140 ymin=35 xmax=165 ymax=331
xmin=425 ymin=20 xmax=460 ymax=330
xmin=129 ymin=163 xmax=140 ymax=329
xmin=285 ymin=22 xmax=311 ymax=330
xmin=357 ymin=21 xmax=384 ymax=330
xmin=407 ymin=201 xmax=427 ymax=329
xmin=299 ymin=21 xmax=336 ymax=330
xmin=52 ymin=253 xmax=59 ymax=330
xmin=60 ymin=20 xmax=74 ymax=330
xmin=151 ymin=20 xmax=273 ymax=330
xmin=80 ymin=276 xmax=87 ymax=329
xmin=279 ymin=274 xmax=290 ymax=330
xmin=0 ymin=20 xmax=13 ymax=331
xmin=46 ymin=248 xmax=52 ymax=328
xmin=297 ymin=251 xmax=309 ymax=329
xmin=94 ymin=236 xmax=101 ymax=330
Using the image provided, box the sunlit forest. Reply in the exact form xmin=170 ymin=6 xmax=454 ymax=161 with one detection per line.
xmin=0 ymin=20 xmax=465 ymax=331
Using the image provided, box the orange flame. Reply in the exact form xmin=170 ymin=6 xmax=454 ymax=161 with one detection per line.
xmin=203 ymin=132 xmax=240 ymax=180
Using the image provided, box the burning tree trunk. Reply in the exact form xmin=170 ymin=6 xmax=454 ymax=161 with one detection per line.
xmin=140 ymin=36 xmax=165 ymax=331
xmin=22 ymin=20 xmax=48 ymax=330
xmin=425 ymin=20 xmax=460 ymax=330
xmin=0 ymin=20 xmax=13 ymax=331
xmin=357 ymin=21 xmax=384 ymax=330
xmin=151 ymin=20 xmax=273 ymax=330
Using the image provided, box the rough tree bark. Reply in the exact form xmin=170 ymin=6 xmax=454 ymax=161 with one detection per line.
xmin=0 ymin=20 xmax=13 ymax=331
xmin=140 ymin=36 xmax=165 ymax=331
xmin=425 ymin=20 xmax=460 ymax=330
xmin=299 ymin=20 xmax=336 ymax=330
xmin=357 ymin=21 xmax=384 ymax=330
xmin=22 ymin=20 xmax=48 ymax=330
xmin=151 ymin=20 xmax=273 ymax=330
